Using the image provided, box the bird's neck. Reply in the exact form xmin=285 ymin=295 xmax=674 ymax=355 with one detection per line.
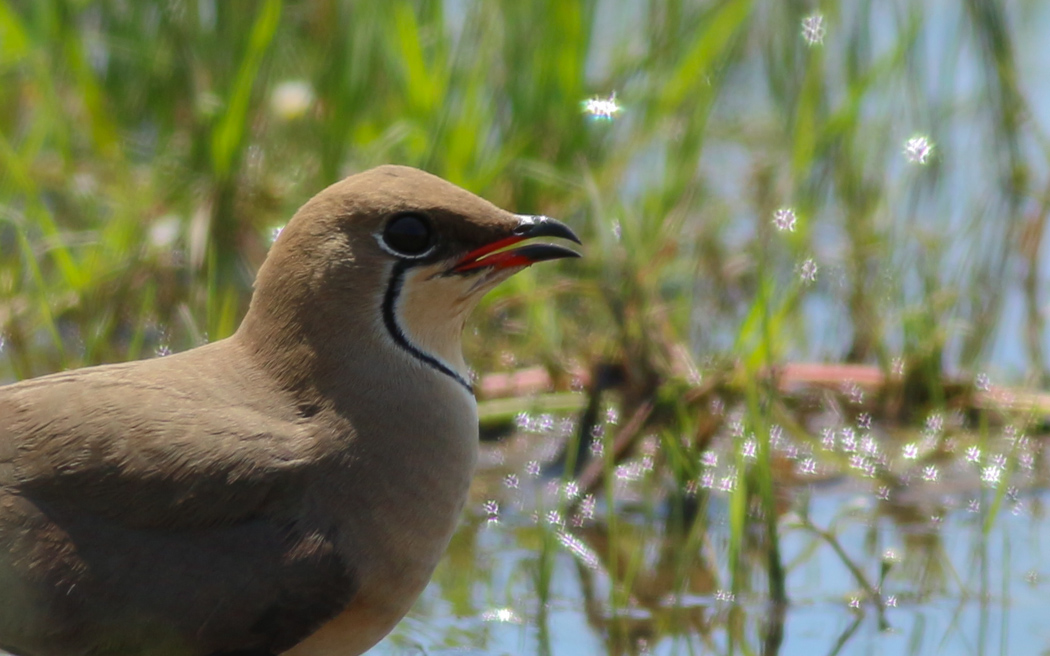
xmin=234 ymin=271 xmax=477 ymax=433
xmin=234 ymin=276 xmax=480 ymax=491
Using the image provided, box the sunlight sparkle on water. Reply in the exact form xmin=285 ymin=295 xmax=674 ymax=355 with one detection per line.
xmin=589 ymin=439 xmax=604 ymax=458
xmin=588 ymin=422 xmax=605 ymax=440
xmin=577 ymin=494 xmax=596 ymax=521
xmin=773 ymin=207 xmax=797 ymax=232
xmin=1020 ymin=449 xmax=1035 ymax=470
xmin=860 ymin=434 xmax=878 ymax=455
xmin=840 ymin=427 xmax=856 ymax=452
xmin=966 ymin=446 xmax=981 ymax=464
xmin=582 ymin=92 xmax=622 ymax=120
xmin=850 ymin=455 xmax=877 ymax=478
xmin=1004 ymin=424 xmax=1021 ymax=442
xmin=536 ymin=414 xmax=554 ymax=432
xmin=714 ymin=589 xmax=736 ymax=603
xmin=742 ymin=439 xmax=757 ymax=459
xmin=480 ymin=607 xmax=522 ymax=624
xmin=924 ymin=412 xmax=944 ymax=435
xmin=801 ymin=257 xmax=818 ymax=285
xmin=483 ymin=500 xmax=500 ymax=523
xmin=801 ymin=13 xmax=826 ymax=46
xmin=892 ymin=357 xmax=905 ymax=377
xmin=556 ymin=530 xmax=600 ymax=569
xmin=615 ymin=461 xmax=645 ymax=482
xmin=700 ymin=471 xmax=715 ymax=489
xmin=981 ymin=465 xmax=1002 ymax=487
xmin=769 ymin=423 xmax=783 ymax=446
xmin=563 ymin=481 xmax=579 ymax=499
xmin=904 ymin=135 xmax=934 ymax=164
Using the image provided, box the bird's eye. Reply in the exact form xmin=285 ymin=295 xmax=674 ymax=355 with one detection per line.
xmin=381 ymin=213 xmax=434 ymax=257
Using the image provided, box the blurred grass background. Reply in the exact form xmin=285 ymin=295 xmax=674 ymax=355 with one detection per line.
xmin=4 ymin=3 xmax=1050 ymax=653
xmin=1 ymin=0 xmax=1047 ymax=396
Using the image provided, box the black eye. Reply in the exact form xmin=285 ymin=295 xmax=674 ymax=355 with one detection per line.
xmin=382 ymin=213 xmax=434 ymax=257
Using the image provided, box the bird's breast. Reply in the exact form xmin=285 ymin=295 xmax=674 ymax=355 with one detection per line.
xmin=300 ymin=372 xmax=478 ymax=654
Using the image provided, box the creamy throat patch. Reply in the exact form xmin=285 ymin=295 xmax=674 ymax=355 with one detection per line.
xmin=381 ymin=261 xmax=513 ymax=391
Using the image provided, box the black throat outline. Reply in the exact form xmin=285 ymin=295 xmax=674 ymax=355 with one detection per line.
xmin=382 ymin=260 xmax=475 ymax=394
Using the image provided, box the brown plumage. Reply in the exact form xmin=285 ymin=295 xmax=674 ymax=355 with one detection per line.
xmin=0 ymin=166 xmax=580 ymax=656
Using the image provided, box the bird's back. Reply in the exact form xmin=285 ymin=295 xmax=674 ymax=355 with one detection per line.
xmin=0 ymin=341 xmax=356 ymax=655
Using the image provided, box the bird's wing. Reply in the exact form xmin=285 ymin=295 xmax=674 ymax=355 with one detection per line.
xmin=0 ymin=354 xmax=358 ymax=653
xmin=0 ymin=353 xmax=325 ymax=529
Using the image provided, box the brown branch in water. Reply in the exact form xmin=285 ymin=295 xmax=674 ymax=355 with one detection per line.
xmin=483 ymin=359 xmax=1050 ymax=516
xmin=479 ymin=361 xmax=1050 ymax=421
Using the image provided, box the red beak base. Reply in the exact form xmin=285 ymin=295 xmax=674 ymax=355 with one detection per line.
xmin=452 ymin=216 xmax=581 ymax=273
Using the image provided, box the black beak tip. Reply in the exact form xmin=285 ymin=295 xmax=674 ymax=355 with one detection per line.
xmin=514 ymin=242 xmax=582 ymax=264
xmin=515 ymin=215 xmax=582 ymax=245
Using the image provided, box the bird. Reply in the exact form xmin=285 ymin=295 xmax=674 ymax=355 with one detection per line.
xmin=0 ymin=165 xmax=581 ymax=656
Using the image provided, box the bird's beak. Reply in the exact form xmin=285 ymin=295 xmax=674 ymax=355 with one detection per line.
xmin=452 ymin=215 xmax=582 ymax=273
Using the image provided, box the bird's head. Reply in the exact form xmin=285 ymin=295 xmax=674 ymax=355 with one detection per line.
xmin=242 ymin=165 xmax=581 ymax=393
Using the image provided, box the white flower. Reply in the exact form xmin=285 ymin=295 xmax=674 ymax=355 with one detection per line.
xmin=270 ymin=80 xmax=315 ymax=120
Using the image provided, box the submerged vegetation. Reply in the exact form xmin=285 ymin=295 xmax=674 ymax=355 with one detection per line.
xmin=2 ymin=0 xmax=1049 ymax=654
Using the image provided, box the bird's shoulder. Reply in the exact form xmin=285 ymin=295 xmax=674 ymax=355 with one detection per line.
xmin=0 ymin=342 xmax=342 ymax=529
